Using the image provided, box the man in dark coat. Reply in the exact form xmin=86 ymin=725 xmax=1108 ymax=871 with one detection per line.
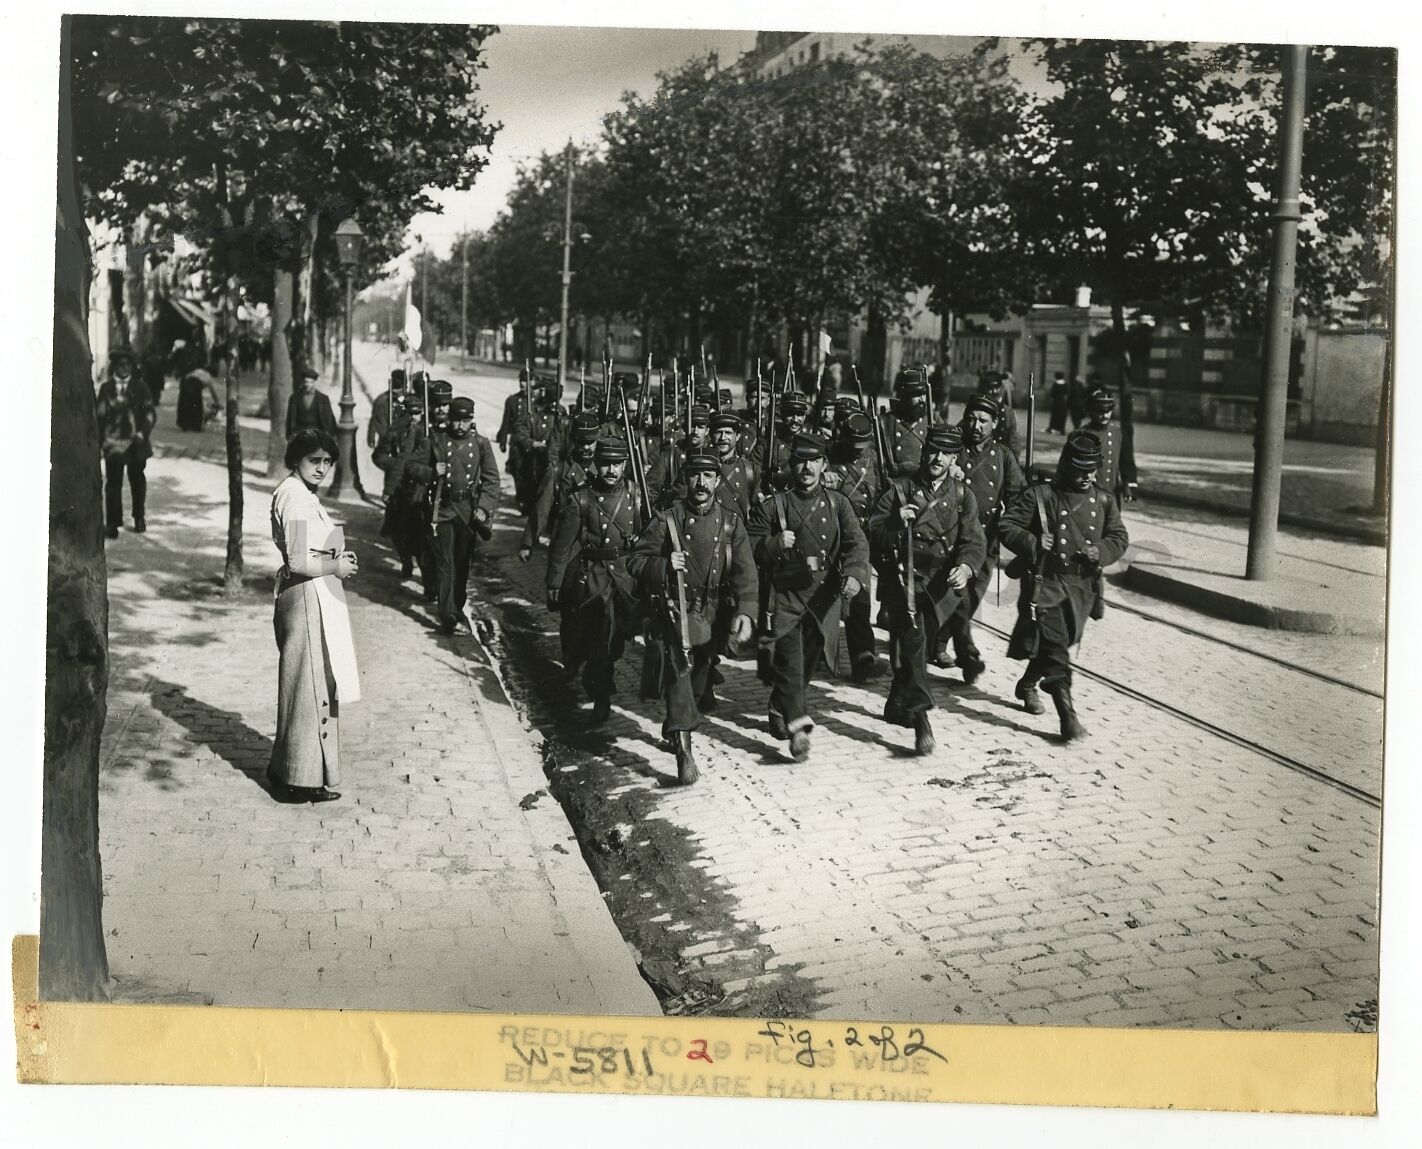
xmin=999 ymin=432 xmax=1129 ymax=740
xmin=1067 ymin=375 xmax=1089 ymax=430
xmin=496 ymin=368 xmax=532 ymax=455
xmin=630 ymin=453 xmax=758 ymax=784
xmin=646 ymin=404 xmax=711 ymax=504
xmin=1047 ymin=371 xmax=1070 ymax=434
xmin=521 ymin=411 xmax=600 ymax=560
xmin=95 ymin=349 xmax=156 ymax=537
xmin=978 ymin=372 xmax=1021 ymax=455
xmin=823 ymin=412 xmax=885 ymax=682
xmin=545 ymin=436 xmax=644 ymax=722
xmin=939 ymin=392 xmax=1026 ymax=681
xmin=1081 ymin=385 xmax=1138 ymax=506
xmin=508 ymin=378 xmax=564 ymax=540
xmin=177 ymin=353 xmax=222 ymax=432
xmin=285 ymin=363 xmax=337 ymax=440
xmin=747 ymin=432 xmax=871 ymax=762
xmin=877 ymin=368 xmax=932 ymax=478
xmin=868 ymin=425 xmax=987 ymax=754
xmin=750 ymin=390 xmax=809 ymax=494
xmin=367 ymin=369 xmax=406 ymax=462
xmin=404 ymin=396 xmax=500 ymax=635
xmin=373 ymin=391 xmax=428 ymax=581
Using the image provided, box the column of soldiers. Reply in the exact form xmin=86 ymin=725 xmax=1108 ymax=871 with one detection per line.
xmin=367 ymin=358 xmax=1132 ymax=787
xmin=504 ymin=359 xmax=1130 ymax=787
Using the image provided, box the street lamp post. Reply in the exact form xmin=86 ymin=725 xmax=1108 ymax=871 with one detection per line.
xmin=557 ymin=140 xmax=575 ymax=391
xmin=331 ymin=216 xmax=364 ymax=502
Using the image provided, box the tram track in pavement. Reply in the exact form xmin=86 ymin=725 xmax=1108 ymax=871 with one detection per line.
xmin=972 ymin=617 xmax=1383 ymax=810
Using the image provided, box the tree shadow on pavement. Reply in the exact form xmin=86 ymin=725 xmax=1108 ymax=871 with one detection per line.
xmin=147 ymin=679 xmax=277 ymax=797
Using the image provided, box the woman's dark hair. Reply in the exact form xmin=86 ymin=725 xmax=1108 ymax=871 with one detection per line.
xmin=285 ymin=428 xmax=339 ymax=470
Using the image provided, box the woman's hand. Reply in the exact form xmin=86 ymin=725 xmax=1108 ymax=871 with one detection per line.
xmin=336 ymin=550 xmax=359 ymax=579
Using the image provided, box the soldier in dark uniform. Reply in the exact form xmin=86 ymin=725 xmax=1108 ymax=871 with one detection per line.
xmin=999 ymin=432 xmax=1129 ymax=740
xmin=427 ymin=380 xmax=453 ymax=434
xmin=747 ymin=433 xmax=871 ymax=762
xmin=496 ymin=368 xmax=531 ymax=455
xmin=751 ymin=390 xmax=809 ymax=494
xmin=1081 ymin=386 xmax=1138 ymax=506
xmin=367 ymin=369 xmax=406 ymax=465
xmin=869 ymin=425 xmax=986 ymax=754
xmin=939 ymin=392 xmax=1026 ymax=681
xmin=738 ymin=378 xmax=769 ymax=457
xmin=521 ymin=411 xmax=600 ymax=561
xmin=374 ymin=390 xmax=428 ymax=580
xmin=646 ymin=404 xmax=711 ymax=503
xmin=545 ymin=436 xmax=644 ymax=722
xmin=405 ymin=396 xmax=500 ymax=635
xmin=1068 ymin=375 xmax=1089 ymax=430
xmin=978 ymin=372 xmax=1021 ymax=456
xmin=823 ymin=412 xmax=885 ymax=682
xmin=708 ymin=411 xmax=758 ymax=520
xmin=878 ymin=369 xmax=932 ymax=478
xmin=630 ymin=453 xmax=758 ymax=784
xmin=509 ymin=380 xmax=561 ymax=535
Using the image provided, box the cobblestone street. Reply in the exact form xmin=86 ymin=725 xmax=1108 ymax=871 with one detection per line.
xmin=93 ymin=344 xmax=1382 ymax=1033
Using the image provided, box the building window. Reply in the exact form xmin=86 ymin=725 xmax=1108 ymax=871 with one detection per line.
xmin=809 ymin=42 xmax=820 ymax=62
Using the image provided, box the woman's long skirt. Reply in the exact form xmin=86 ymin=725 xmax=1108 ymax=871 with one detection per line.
xmin=270 ymin=581 xmax=341 ymax=788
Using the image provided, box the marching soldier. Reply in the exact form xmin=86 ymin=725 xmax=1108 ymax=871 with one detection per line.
xmin=938 ymin=392 xmax=1026 ymax=681
xmin=747 ymin=433 xmax=871 ymax=762
xmin=496 ymin=368 xmax=531 ymax=454
xmin=405 ymin=396 xmax=500 ymax=635
xmin=374 ymin=390 xmax=429 ymax=581
xmin=1080 ymin=384 xmax=1138 ymax=506
xmin=646 ymin=404 xmax=711 ymax=503
xmin=868 ymin=425 xmax=986 ymax=754
xmin=823 ymin=412 xmax=885 ymax=681
xmin=427 ymin=380 xmax=453 ymax=433
xmin=521 ymin=411 xmax=601 ymax=560
xmin=977 ymin=372 xmax=1021 ymax=455
xmin=367 ymin=369 xmax=406 ymax=465
xmin=509 ymin=378 xmax=562 ymax=535
xmin=738 ymin=377 xmax=769 ymax=456
xmin=999 ymin=432 xmax=1129 ymax=741
xmin=545 ymin=436 xmax=644 ymax=722
xmin=878 ymin=368 xmax=932 ymax=478
xmin=708 ymin=411 xmax=758 ymax=520
xmin=751 ymin=390 xmax=809 ymax=494
xmin=629 ymin=453 xmax=758 ymax=785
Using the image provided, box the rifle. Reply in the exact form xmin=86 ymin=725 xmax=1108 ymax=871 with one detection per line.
xmin=601 ymin=347 xmax=614 ymax=422
xmin=710 ymin=357 xmax=722 ymax=413
xmin=430 ymin=441 xmax=446 ymax=535
xmin=665 ymin=514 xmax=693 ymax=670
xmin=579 ymin=364 xmax=587 ymax=412
xmin=621 ymin=390 xmax=651 ymax=519
xmin=523 ymin=358 xmax=533 ymax=414
xmin=640 ymin=353 xmax=652 ymax=442
xmin=852 ymin=365 xmax=888 ymax=488
xmin=904 ymin=513 xmax=917 ymax=629
xmin=1025 ymin=371 xmax=1036 ymax=478
xmin=762 ymin=367 xmax=778 ymax=496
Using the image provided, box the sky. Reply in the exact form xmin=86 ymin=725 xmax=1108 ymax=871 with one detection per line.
xmin=400 ymin=25 xmax=760 ymax=268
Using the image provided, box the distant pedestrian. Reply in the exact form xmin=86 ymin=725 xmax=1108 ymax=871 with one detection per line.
xmin=177 ymin=352 xmax=222 ymax=432
xmin=1068 ymin=374 xmax=1088 ymax=430
xmin=95 ymin=348 xmax=156 ymax=538
xmin=267 ymin=428 xmax=360 ymax=804
xmin=1047 ymin=371 xmax=1070 ymax=433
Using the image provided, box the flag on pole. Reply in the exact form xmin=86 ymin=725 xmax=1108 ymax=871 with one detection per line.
xmin=818 ymin=329 xmax=833 ymax=356
xmin=403 ymin=284 xmax=423 ymax=352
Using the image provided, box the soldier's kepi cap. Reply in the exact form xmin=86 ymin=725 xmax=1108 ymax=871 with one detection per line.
xmin=428 ymin=380 xmax=454 ymax=403
xmin=449 ymin=396 xmax=475 ymax=419
xmin=594 ymin=436 xmax=630 ymax=462
xmin=684 ymin=453 xmax=721 ymax=474
xmin=833 ymin=393 xmax=862 ymax=412
xmin=964 ymin=392 xmax=1001 ymax=420
xmin=789 ymin=432 xmax=828 ymax=461
xmin=613 ymin=372 xmax=640 ymax=391
xmin=924 ymin=424 xmax=964 ymax=455
xmin=709 ymin=411 xmax=742 ymax=431
xmin=779 ymin=391 xmax=810 ymax=415
xmin=1062 ymin=431 xmax=1103 ymax=471
xmin=1088 ymin=385 xmax=1115 ymax=407
xmin=689 ymin=404 xmax=712 ymax=426
xmin=841 ymin=412 xmax=874 ymax=446
xmin=402 ymin=392 xmax=425 ymax=411
xmin=570 ymin=412 xmax=602 ymax=445
xmin=894 ymin=367 xmax=928 ymax=397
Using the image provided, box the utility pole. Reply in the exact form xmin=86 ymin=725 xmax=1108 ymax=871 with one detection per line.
xmin=558 ymin=139 xmax=575 ymax=391
xmin=1246 ymin=44 xmax=1308 ymax=581
xmin=460 ymin=232 xmax=469 ymax=369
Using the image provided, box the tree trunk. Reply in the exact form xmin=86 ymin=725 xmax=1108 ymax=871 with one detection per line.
xmin=1372 ymin=334 xmax=1392 ymax=517
xmin=298 ymin=214 xmax=318 ymax=371
xmin=217 ymin=163 xmax=243 ymax=593
xmin=126 ymin=221 xmax=147 ymax=355
xmin=268 ymin=235 xmax=295 ymax=476
xmin=43 ymin=17 xmax=110 ymax=1001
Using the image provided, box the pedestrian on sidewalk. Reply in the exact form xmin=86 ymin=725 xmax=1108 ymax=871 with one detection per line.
xmin=176 ymin=348 xmax=222 ymax=432
xmin=267 ymin=428 xmax=361 ymax=803
xmin=999 ymin=432 xmax=1128 ymax=741
xmin=868 ymin=425 xmax=986 ymax=755
xmin=1047 ymin=371 xmax=1070 ymax=433
xmin=95 ymin=348 xmax=156 ymax=538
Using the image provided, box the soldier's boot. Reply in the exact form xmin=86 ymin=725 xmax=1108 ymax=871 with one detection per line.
xmin=931 ymin=639 xmax=956 ymax=669
xmin=133 ymin=514 xmax=147 ymax=533
xmin=675 ymin=732 xmax=699 ymax=786
xmin=1014 ymin=674 xmax=1046 ymax=715
xmin=591 ymin=695 xmax=612 ymax=724
xmin=913 ymin=711 xmax=936 ymax=756
xmin=789 ymin=730 xmax=812 ymax=762
xmin=768 ymin=712 xmax=789 ymax=741
xmin=851 ymin=652 xmax=885 ymax=682
xmin=698 ymin=683 xmax=718 ymax=713
xmin=1044 ymin=680 xmax=1084 ymax=742
xmin=400 ymin=556 xmax=414 ymax=578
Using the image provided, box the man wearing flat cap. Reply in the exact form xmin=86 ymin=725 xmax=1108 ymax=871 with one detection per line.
xmin=937 ymin=391 xmax=1026 ymax=682
xmin=630 ymin=452 xmax=758 ymax=784
xmin=976 ymin=371 xmax=1021 ymax=455
xmin=747 ymin=432 xmax=871 ymax=762
xmin=823 ymin=412 xmax=885 ymax=682
xmin=405 ymin=395 xmax=500 ymax=635
xmin=545 ymin=435 xmax=645 ymax=722
xmin=523 ymin=411 xmax=601 ymax=561
xmin=869 ymin=425 xmax=987 ymax=754
xmin=999 ymin=431 xmax=1129 ymax=740
xmin=96 ymin=348 xmax=157 ymax=537
xmin=878 ymin=368 xmax=933 ymax=478
xmin=285 ymin=361 xmax=337 ymax=441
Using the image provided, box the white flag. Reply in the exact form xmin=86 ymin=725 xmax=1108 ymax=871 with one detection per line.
xmin=403 ymin=283 xmax=423 ymax=353
xmin=818 ymin=329 xmax=833 ymax=355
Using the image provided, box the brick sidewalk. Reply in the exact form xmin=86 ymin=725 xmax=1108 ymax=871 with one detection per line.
xmin=399 ymin=347 xmax=1381 ymax=1033
xmin=97 ymin=392 xmax=657 ymax=1015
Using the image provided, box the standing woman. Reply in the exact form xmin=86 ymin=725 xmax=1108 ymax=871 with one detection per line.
xmin=267 ymin=428 xmax=361 ymax=803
